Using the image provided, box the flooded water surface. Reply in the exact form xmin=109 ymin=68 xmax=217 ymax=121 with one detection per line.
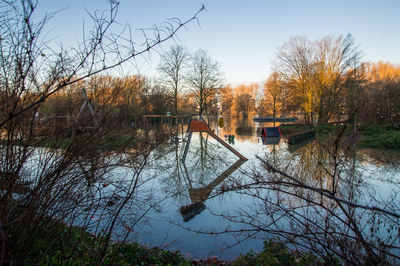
xmin=105 ymin=117 xmax=400 ymax=260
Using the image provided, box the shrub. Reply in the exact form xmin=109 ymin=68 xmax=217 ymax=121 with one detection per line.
xmin=233 ymin=239 xmax=323 ymax=266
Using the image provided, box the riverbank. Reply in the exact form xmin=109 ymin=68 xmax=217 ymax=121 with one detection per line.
xmin=39 ymin=134 xmax=139 ymax=151
xmin=358 ymin=125 xmax=400 ymax=150
xmin=279 ymin=124 xmax=400 ymax=150
xmin=25 ymin=222 xmax=322 ymax=265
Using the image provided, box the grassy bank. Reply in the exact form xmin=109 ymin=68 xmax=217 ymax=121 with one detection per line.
xmin=33 ymin=133 xmax=139 ymax=151
xmin=280 ymin=124 xmax=400 ymax=150
xmin=280 ymin=124 xmax=347 ymax=137
xmin=279 ymin=124 xmax=315 ymax=135
xmin=233 ymin=240 xmax=324 ymax=265
xmin=279 ymin=124 xmax=317 ymax=145
xmin=25 ymin=221 xmax=189 ymax=265
xmin=24 ymin=222 xmax=323 ymax=265
xmin=312 ymin=124 xmax=400 ymax=150
xmin=358 ymin=126 xmax=400 ymax=150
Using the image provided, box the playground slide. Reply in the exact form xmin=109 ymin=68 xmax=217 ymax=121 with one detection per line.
xmin=188 ymin=120 xmax=248 ymax=161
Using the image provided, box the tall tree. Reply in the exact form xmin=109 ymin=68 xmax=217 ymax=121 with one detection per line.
xmin=220 ymin=85 xmax=234 ymax=116
xmin=273 ymin=34 xmax=361 ymax=124
xmin=186 ymin=49 xmax=223 ymax=116
xmin=157 ymin=45 xmax=188 ymax=115
xmin=273 ymin=36 xmax=314 ymax=123
xmin=358 ymin=62 xmax=400 ymax=128
xmin=264 ymin=72 xmax=284 ymax=126
xmin=313 ymin=34 xmax=361 ymax=124
xmin=233 ymin=83 xmax=258 ymax=118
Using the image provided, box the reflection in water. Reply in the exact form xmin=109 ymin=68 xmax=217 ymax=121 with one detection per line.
xmin=286 ymin=136 xmax=314 ymax=153
xmin=211 ymin=115 xmax=289 ymax=144
xmin=177 ymin=118 xmax=248 ymax=221
xmin=117 ymin=118 xmax=400 ymax=261
xmin=261 ymin=136 xmax=281 ymax=145
xmin=228 ymin=131 xmax=400 ymax=263
xmin=235 ymin=117 xmax=253 ymax=136
xmin=180 ymin=158 xmax=245 ymax=222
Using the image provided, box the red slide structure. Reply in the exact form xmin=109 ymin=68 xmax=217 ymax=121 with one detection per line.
xmin=181 ymin=117 xmax=248 ymax=162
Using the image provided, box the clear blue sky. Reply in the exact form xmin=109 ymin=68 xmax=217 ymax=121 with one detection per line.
xmin=37 ymin=0 xmax=400 ymax=85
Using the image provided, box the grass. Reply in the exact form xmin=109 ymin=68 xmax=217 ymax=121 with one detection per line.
xmin=32 ymin=133 xmax=139 ymax=151
xmin=233 ymin=239 xmax=325 ymax=266
xmin=358 ymin=125 xmax=400 ymax=150
xmin=279 ymin=124 xmax=315 ymax=135
xmin=287 ymin=130 xmax=316 ymax=144
xmin=25 ymin=222 xmax=189 ymax=265
xmin=24 ymin=221 xmax=325 ymax=265
xmin=280 ymin=124 xmax=347 ymax=137
xmin=315 ymin=125 xmax=344 ymax=136
xmin=280 ymin=124 xmax=400 ymax=150
xmin=279 ymin=124 xmax=317 ymax=144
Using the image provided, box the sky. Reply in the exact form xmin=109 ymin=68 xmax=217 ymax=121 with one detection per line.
xmin=36 ymin=0 xmax=400 ymax=85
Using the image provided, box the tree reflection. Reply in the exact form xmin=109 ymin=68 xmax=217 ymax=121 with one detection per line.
xmin=157 ymin=131 xmax=246 ymax=222
xmin=180 ymin=158 xmax=245 ymax=222
xmin=223 ymin=130 xmax=400 ymax=264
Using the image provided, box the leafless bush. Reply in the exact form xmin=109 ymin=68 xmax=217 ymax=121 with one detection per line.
xmin=213 ymin=129 xmax=400 ymax=264
xmin=0 ymin=0 xmax=203 ymax=263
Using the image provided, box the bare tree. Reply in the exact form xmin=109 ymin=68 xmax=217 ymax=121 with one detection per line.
xmin=313 ymin=34 xmax=361 ymax=124
xmin=273 ymin=36 xmax=314 ymax=123
xmin=0 ymin=0 xmax=204 ymax=127
xmin=157 ymin=45 xmax=188 ymax=115
xmin=273 ymin=34 xmax=361 ymax=124
xmin=232 ymin=83 xmax=258 ymax=118
xmin=0 ymin=0 xmax=204 ymax=263
xmin=215 ymin=129 xmax=400 ymax=264
xmin=186 ymin=49 xmax=223 ymax=116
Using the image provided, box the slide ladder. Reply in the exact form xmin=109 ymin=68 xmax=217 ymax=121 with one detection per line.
xmin=180 ymin=132 xmax=192 ymax=163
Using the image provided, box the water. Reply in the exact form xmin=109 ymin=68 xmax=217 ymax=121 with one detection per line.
xmin=125 ymin=132 xmax=265 ymax=259
xmin=98 ymin=117 xmax=400 ymax=260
